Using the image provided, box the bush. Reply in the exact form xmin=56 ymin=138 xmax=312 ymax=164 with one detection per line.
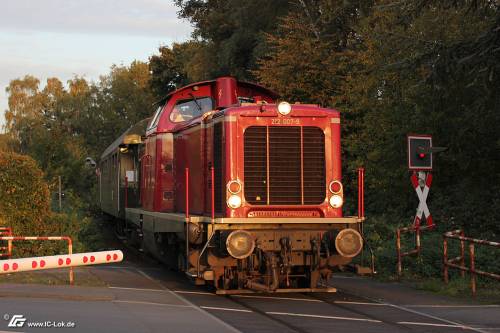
xmin=0 ymin=152 xmax=107 ymax=257
xmin=360 ymin=216 xmax=500 ymax=300
xmin=0 ymin=152 xmax=50 ymax=235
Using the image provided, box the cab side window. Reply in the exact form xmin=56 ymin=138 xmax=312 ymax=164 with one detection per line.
xmin=170 ymin=97 xmax=213 ymax=123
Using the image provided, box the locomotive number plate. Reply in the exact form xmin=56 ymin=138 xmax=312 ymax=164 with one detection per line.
xmin=271 ymin=118 xmax=300 ymax=125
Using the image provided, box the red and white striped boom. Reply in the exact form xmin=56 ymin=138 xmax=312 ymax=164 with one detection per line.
xmin=0 ymin=250 xmax=123 ymax=274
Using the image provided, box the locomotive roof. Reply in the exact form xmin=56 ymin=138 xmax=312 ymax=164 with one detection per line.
xmin=100 ymin=117 xmax=151 ymax=160
xmin=154 ymin=77 xmax=279 ymax=105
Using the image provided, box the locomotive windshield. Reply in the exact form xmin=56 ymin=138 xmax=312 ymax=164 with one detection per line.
xmin=170 ymin=97 xmax=213 ymax=123
xmin=148 ymin=105 xmax=164 ymax=130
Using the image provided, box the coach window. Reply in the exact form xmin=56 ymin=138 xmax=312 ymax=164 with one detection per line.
xmin=170 ymin=97 xmax=213 ymax=123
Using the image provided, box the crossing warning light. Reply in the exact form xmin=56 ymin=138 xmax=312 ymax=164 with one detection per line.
xmin=408 ymin=135 xmax=432 ymax=170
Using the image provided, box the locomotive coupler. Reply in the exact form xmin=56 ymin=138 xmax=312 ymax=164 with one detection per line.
xmin=246 ymin=253 xmax=279 ymax=292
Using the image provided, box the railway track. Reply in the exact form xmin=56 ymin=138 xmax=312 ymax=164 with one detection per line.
xmin=110 ymin=229 xmax=493 ymax=333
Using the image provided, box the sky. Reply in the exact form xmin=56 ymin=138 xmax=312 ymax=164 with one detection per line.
xmin=0 ymin=0 xmax=193 ymax=130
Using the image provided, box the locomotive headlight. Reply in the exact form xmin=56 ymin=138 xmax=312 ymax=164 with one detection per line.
xmin=335 ymin=229 xmax=363 ymax=258
xmin=277 ymin=101 xmax=292 ymax=115
xmin=227 ymin=195 xmax=242 ymax=209
xmin=226 ymin=230 xmax=255 ymax=259
xmin=329 ymin=195 xmax=343 ymax=208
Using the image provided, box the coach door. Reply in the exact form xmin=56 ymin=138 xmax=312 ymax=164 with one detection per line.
xmin=141 ymin=135 xmax=156 ymax=211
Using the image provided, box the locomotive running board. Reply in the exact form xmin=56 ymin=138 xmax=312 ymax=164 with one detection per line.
xmin=215 ymin=287 xmax=337 ymax=295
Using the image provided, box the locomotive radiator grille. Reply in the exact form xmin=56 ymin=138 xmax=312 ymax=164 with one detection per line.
xmin=244 ymin=126 xmax=325 ymax=205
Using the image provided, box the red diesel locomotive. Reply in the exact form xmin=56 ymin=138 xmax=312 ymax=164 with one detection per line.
xmin=99 ymin=77 xmax=366 ymax=293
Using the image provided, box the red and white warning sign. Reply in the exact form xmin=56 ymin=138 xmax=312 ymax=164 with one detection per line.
xmin=411 ymin=171 xmax=434 ymax=228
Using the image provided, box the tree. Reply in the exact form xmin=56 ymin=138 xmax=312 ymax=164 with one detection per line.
xmin=3 ymin=62 xmax=155 ymax=209
xmin=255 ymin=0 xmax=499 ymax=237
xmin=255 ymin=0 xmax=373 ymax=105
xmin=174 ymin=0 xmax=291 ymax=80
xmin=340 ymin=0 xmax=499 ymax=235
xmin=82 ymin=61 xmax=155 ymax=157
xmin=0 ymin=134 xmax=15 ymax=152
xmin=3 ymin=76 xmax=45 ymax=151
xmin=149 ymin=43 xmax=190 ymax=98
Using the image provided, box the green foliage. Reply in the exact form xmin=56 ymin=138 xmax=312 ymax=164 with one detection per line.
xmin=255 ymin=0 xmax=499 ymax=284
xmin=342 ymin=0 xmax=500 ymax=237
xmin=148 ymin=43 xmax=194 ymax=98
xmin=2 ymin=63 xmax=152 ymax=258
xmin=415 ymin=276 xmax=500 ymax=303
xmin=255 ymin=0 xmax=372 ymax=105
xmin=0 ymin=134 xmax=15 ymax=151
xmin=174 ymin=0 xmax=291 ymax=80
xmin=255 ymin=0 xmax=500 ymax=240
xmin=0 ymin=152 xmax=61 ymax=256
xmin=82 ymin=61 xmax=156 ymax=158
xmin=0 ymin=152 xmax=50 ymax=235
xmin=4 ymin=75 xmax=45 ymax=143
xmin=0 ymin=151 xmax=106 ymax=256
xmin=255 ymin=13 xmax=338 ymax=105
xmin=49 ymin=213 xmax=108 ymax=253
xmin=3 ymin=62 xmax=155 ymax=208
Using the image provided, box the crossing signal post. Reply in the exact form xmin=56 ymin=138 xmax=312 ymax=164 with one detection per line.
xmin=408 ymin=134 xmax=433 ymax=171
xmin=396 ymin=135 xmax=446 ymax=275
xmin=407 ymin=134 xmax=447 ymax=228
xmin=408 ymin=135 xmax=433 ymax=228
xmin=411 ymin=171 xmax=433 ymax=228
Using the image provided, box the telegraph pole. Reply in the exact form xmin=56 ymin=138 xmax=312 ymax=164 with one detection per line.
xmin=58 ymin=176 xmax=62 ymax=212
